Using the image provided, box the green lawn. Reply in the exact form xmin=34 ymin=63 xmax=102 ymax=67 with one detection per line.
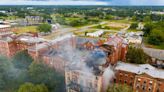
xmin=127 ymin=29 xmax=141 ymax=32
xmin=0 ymin=16 xmax=19 ymax=20
xmin=144 ymin=42 xmax=164 ymax=50
xmin=109 ymin=19 xmax=132 ymax=24
xmin=144 ymin=37 xmax=164 ymax=50
xmin=13 ymin=26 xmax=38 ymax=34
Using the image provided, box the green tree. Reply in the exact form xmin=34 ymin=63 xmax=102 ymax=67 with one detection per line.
xmin=12 ymin=50 xmax=33 ymax=70
xmin=132 ymin=15 xmax=137 ymax=21
xmin=130 ymin=22 xmax=138 ymax=29
xmin=55 ymin=16 xmax=66 ymax=25
xmin=0 ymin=55 xmax=17 ymax=91
xmin=143 ymin=16 xmax=151 ymax=22
xmin=42 ymin=14 xmax=52 ymax=22
xmin=37 ymin=23 xmax=52 ymax=33
xmin=28 ymin=62 xmax=65 ymax=92
xmin=35 ymin=84 xmax=49 ymax=92
xmin=142 ymin=23 xmax=154 ymax=36
xmin=0 ymin=56 xmax=10 ymax=90
xmin=107 ymin=84 xmax=132 ymax=92
xmin=148 ymin=29 xmax=164 ymax=45
xmin=69 ymin=19 xmax=87 ymax=27
xmin=126 ymin=47 xmax=151 ymax=64
xmin=18 ymin=82 xmax=35 ymax=92
xmin=105 ymin=15 xmax=114 ymax=20
xmin=18 ymin=82 xmax=48 ymax=92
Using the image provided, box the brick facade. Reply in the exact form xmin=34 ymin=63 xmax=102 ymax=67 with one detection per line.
xmin=115 ymin=62 xmax=164 ymax=92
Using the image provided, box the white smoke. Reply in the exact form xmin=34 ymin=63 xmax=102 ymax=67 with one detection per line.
xmin=55 ymin=36 xmax=115 ymax=91
xmin=102 ymin=65 xmax=115 ymax=91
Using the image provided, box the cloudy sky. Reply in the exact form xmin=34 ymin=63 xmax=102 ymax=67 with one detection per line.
xmin=0 ymin=0 xmax=164 ymax=5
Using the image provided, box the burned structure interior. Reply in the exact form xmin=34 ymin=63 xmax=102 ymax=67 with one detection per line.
xmin=65 ymin=49 xmax=108 ymax=92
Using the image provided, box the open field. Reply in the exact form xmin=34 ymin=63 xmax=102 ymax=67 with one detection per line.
xmin=144 ymin=42 xmax=164 ymax=50
xmin=91 ymin=20 xmax=130 ymax=31
xmin=13 ymin=26 xmax=38 ymax=34
xmin=143 ymin=38 xmax=164 ymax=50
xmin=127 ymin=29 xmax=141 ymax=32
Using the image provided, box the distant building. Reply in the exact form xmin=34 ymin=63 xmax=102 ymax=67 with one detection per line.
xmin=151 ymin=11 xmax=164 ymax=15
xmin=25 ymin=16 xmax=43 ymax=25
xmin=137 ymin=23 xmax=144 ymax=30
xmin=17 ymin=16 xmax=43 ymax=26
xmin=0 ymin=10 xmax=7 ymax=14
xmin=86 ymin=30 xmax=104 ymax=37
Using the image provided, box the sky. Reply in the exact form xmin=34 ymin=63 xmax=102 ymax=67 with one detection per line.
xmin=0 ymin=0 xmax=164 ymax=5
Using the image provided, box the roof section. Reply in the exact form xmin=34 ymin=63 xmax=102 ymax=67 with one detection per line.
xmin=115 ymin=62 xmax=164 ymax=79
xmin=105 ymin=36 xmax=123 ymax=47
xmin=0 ymin=25 xmax=11 ymax=29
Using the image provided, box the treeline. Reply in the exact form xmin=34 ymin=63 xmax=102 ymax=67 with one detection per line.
xmin=143 ymin=21 xmax=164 ymax=46
xmin=55 ymin=16 xmax=100 ymax=27
xmin=0 ymin=6 xmax=164 ymax=25
xmin=126 ymin=47 xmax=151 ymax=64
xmin=0 ymin=50 xmax=64 ymax=92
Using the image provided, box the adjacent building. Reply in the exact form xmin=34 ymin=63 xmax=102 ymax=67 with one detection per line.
xmin=115 ymin=62 xmax=164 ymax=92
xmin=0 ymin=36 xmax=17 ymax=57
xmin=0 ymin=24 xmax=12 ymax=38
xmin=0 ymin=33 xmax=45 ymax=57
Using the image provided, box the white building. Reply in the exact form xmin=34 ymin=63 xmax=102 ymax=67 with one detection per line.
xmin=87 ymin=30 xmax=104 ymax=37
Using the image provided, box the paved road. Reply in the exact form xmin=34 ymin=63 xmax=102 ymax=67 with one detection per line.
xmin=142 ymin=43 xmax=164 ymax=60
xmin=43 ymin=21 xmax=130 ymax=40
xmin=42 ymin=21 xmax=108 ymax=39
xmin=120 ymin=24 xmax=130 ymax=33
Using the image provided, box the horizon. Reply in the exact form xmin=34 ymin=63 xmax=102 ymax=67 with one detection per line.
xmin=0 ymin=0 xmax=164 ymax=6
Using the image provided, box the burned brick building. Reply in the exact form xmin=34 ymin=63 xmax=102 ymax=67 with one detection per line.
xmin=27 ymin=34 xmax=128 ymax=92
xmin=65 ymin=49 xmax=112 ymax=92
xmin=100 ymin=36 xmax=128 ymax=65
xmin=0 ymin=36 xmax=17 ymax=57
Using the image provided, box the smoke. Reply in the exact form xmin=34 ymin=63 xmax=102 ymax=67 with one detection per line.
xmin=103 ymin=65 xmax=115 ymax=91
xmin=58 ymin=38 xmax=92 ymax=73
xmin=55 ymin=36 xmax=115 ymax=91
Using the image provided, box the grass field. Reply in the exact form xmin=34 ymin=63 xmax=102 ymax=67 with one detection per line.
xmin=92 ymin=21 xmax=129 ymax=31
xmin=127 ymin=29 xmax=141 ymax=32
xmin=144 ymin=42 xmax=164 ymax=50
xmin=13 ymin=26 xmax=38 ymax=34
xmin=144 ymin=37 xmax=164 ymax=50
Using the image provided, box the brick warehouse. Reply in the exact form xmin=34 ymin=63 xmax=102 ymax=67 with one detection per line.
xmin=115 ymin=62 xmax=164 ymax=92
xmin=28 ymin=35 xmax=127 ymax=66
xmin=0 ymin=33 xmax=45 ymax=57
xmin=0 ymin=24 xmax=12 ymax=38
xmin=28 ymin=35 xmax=103 ymax=74
xmin=27 ymin=34 xmax=128 ymax=92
